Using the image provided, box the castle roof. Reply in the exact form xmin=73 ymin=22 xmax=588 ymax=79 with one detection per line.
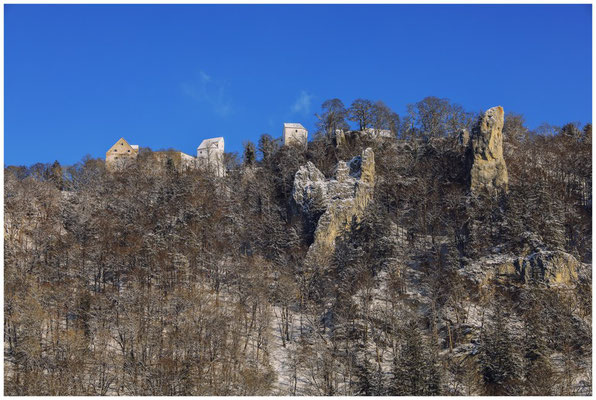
xmin=198 ymin=137 xmax=224 ymax=150
xmin=284 ymin=123 xmax=306 ymax=130
xmin=107 ymin=137 xmax=139 ymax=154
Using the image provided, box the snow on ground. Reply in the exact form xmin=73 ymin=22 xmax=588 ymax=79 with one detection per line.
xmin=268 ymin=306 xmax=311 ymax=395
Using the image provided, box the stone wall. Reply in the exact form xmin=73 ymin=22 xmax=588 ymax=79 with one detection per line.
xmin=283 ymin=126 xmax=308 ymax=148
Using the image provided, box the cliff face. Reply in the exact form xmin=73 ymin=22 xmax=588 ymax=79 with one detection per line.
xmin=469 ymin=106 xmax=509 ymax=193
xmin=461 ymin=249 xmax=587 ymax=289
xmin=293 ymin=148 xmax=375 ymax=264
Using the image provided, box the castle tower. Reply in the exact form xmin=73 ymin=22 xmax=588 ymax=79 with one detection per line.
xmin=197 ymin=137 xmax=225 ymax=177
xmin=283 ymin=123 xmax=308 ymax=148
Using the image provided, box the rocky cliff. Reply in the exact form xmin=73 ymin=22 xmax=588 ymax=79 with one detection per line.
xmin=293 ymin=148 xmax=375 ymax=264
xmin=461 ymin=249 xmax=587 ymax=290
xmin=469 ymin=106 xmax=509 ymax=193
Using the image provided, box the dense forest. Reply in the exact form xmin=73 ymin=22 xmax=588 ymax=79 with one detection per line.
xmin=4 ymin=97 xmax=592 ymax=395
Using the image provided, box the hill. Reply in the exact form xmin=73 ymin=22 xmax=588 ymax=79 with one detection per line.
xmin=4 ymin=102 xmax=592 ymax=395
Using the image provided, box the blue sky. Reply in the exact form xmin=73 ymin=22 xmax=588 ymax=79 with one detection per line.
xmin=5 ymin=4 xmax=592 ymax=166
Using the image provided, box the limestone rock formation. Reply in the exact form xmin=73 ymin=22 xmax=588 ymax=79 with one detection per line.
xmin=517 ymin=250 xmax=584 ymax=284
xmin=334 ymin=129 xmax=346 ymax=147
xmin=293 ymin=148 xmax=375 ymax=263
xmin=461 ymin=249 xmax=587 ymax=288
xmin=469 ymin=106 xmax=508 ymax=193
xmin=292 ymin=161 xmax=329 ymax=217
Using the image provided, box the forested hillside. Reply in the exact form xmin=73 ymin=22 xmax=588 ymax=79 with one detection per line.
xmin=4 ymin=97 xmax=592 ymax=395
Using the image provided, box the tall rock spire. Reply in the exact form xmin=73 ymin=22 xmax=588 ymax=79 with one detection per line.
xmin=469 ymin=106 xmax=509 ymax=193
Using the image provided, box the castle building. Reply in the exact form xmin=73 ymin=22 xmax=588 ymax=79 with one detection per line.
xmin=197 ymin=137 xmax=225 ymax=177
xmin=106 ymin=137 xmax=139 ymax=170
xmin=106 ymin=136 xmax=224 ymax=175
xmin=283 ymin=123 xmax=308 ymax=148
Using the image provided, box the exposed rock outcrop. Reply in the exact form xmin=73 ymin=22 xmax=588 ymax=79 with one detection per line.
xmin=461 ymin=249 xmax=587 ymax=288
xmin=334 ymin=129 xmax=346 ymax=147
xmin=469 ymin=106 xmax=508 ymax=193
xmin=292 ymin=161 xmax=328 ymax=216
xmin=293 ymin=148 xmax=375 ymax=263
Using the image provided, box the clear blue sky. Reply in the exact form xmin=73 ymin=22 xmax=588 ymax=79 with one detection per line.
xmin=5 ymin=4 xmax=592 ymax=166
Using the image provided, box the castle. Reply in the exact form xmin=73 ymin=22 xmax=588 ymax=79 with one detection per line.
xmin=105 ymin=137 xmax=226 ymax=176
xmin=105 ymin=123 xmax=309 ymax=174
xmin=283 ymin=123 xmax=308 ymax=148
